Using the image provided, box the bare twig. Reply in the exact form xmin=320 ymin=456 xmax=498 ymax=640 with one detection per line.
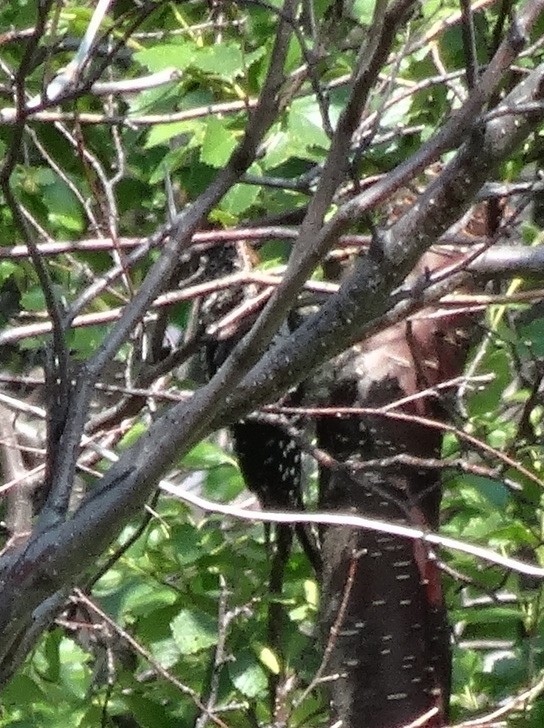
xmin=295 ymin=552 xmax=360 ymax=707
xmin=0 ymin=405 xmax=32 ymax=547
xmin=159 ymin=483 xmax=544 ymax=579
xmin=72 ymin=589 xmax=230 ymax=728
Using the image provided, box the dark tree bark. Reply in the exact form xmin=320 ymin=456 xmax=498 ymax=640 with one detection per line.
xmin=316 ymin=250 xmax=476 ymax=728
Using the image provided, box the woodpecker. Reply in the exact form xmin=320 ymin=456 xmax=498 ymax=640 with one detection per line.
xmin=200 ymin=241 xmax=315 ymax=714
xmin=201 ymin=242 xmax=305 ymax=516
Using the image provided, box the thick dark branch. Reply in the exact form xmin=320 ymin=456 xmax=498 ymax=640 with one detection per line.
xmin=0 ymin=0 xmax=300 ymax=679
xmin=34 ymin=0 xmax=300 ymax=531
xmin=226 ymin=63 xmax=544 ymax=421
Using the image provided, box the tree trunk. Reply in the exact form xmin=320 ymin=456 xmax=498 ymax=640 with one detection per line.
xmin=316 ymin=252 xmax=474 ymax=728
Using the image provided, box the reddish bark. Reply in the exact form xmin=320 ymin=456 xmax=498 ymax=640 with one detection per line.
xmin=317 ymin=250 xmax=475 ymax=728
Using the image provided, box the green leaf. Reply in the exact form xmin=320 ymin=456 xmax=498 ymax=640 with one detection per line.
xmin=182 ymin=441 xmax=236 ymax=469
xmin=380 ymin=92 xmax=412 ymax=129
xmin=170 ymin=609 xmax=218 ymax=654
xmin=128 ymin=82 xmax=180 ymax=116
xmin=288 ymin=98 xmax=330 ymax=154
xmin=468 ymin=348 xmax=510 ymax=414
xmin=525 ymin=696 xmax=544 ymax=726
xmin=77 ymin=705 xmax=106 ymax=728
xmin=118 ymin=422 xmax=147 ymax=450
xmin=451 ymin=646 xmax=482 ymax=689
xmin=148 ymin=145 xmax=196 ymax=184
xmin=171 ymin=523 xmax=203 ymax=566
xmin=521 ymin=316 xmax=544 ymax=356
xmin=20 ymin=287 xmax=46 ymax=312
xmin=220 ymin=182 xmax=260 ymax=216
xmin=2 ymin=674 xmax=47 ymax=707
xmin=123 ymin=583 xmax=178 ymax=617
xmin=257 ymin=645 xmax=281 ymax=675
xmin=488 ymin=522 xmax=538 ymax=548
xmin=136 ymin=42 xmax=248 ymax=81
xmin=229 ymin=651 xmax=268 ymax=697
xmin=303 ymin=579 xmax=319 ymax=609
xmin=59 ymin=6 xmax=112 ymax=37
xmin=69 ymin=326 xmax=106 ymax=360
xmin=350 ymin=0 xmax=376 ymax=25
xmin=452 ymin=606 xmax=523 ymax=626
xmin=446 ymin=509 xmax=507 ymax=541
xmin=41 ymin=629 xmax=61 ymax=683
xmin=200 ymin=117 xmax=238 ymax=167
xmin=150 ymin=638 xmax=181 ymax=670
xmin=0 ymin=260 xmax=17 ymax=285
xmin=57 ymin=637 xmax=92 ymax=700
xmin=261 ymin=130 xmax=294 ymax=170
xmin=41 ymin=182 xmax=84 ymax=233
xmin=135 ymin=43 xmax=194 ymax=72
xmin=468 ymin=475 xmax=510 ymax=509
xmin=203 ymin=463 xmax=245 ymax=502
xmin=192 ymin=43 xmax=243 ymax=79
xmin=146 ymin=121 xmax=197 ymax=149
xmin=121 ymin=694 xmax=178 ymax=728
xmin=420 ymin=0 xmax=446 ymax=19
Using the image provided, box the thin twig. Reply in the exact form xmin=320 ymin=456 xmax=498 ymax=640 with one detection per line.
xmin=295 ymin=552 xmax=360 ymax=707
xmin=160 ymin=482 xmax=544 ymax=579
xmin=72 ymin=589 xmax=230 ymax=728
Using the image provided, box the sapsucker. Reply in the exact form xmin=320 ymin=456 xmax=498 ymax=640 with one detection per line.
xmin=201 ymin=240 xmax=315 ymax=712
xmin=200 ymin=242 xmax=304 ymax=517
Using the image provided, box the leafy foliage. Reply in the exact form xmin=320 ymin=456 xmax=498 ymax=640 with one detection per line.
xmin=1 ymin=0 xmax=544 ymax=726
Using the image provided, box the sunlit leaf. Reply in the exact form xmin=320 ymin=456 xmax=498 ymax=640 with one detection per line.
xmin=229 ymin=651 xmax=268 ymax=697
xmin=170 ymin=609 xmax=218 ymax=654
xmin=257 ymin=645 xmax=281 ymax=675
xmin=200 ymin=117 xmax=237 ymax=167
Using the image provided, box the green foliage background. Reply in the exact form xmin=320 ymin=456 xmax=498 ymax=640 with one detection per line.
xmin=1 ymin=0 xmax=544 ymax=726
